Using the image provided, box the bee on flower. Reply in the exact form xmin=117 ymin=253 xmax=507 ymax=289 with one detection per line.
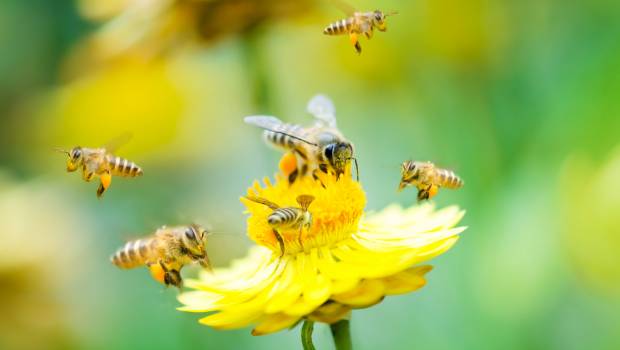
xmin=243 ymin=194 xmax=315 ymax=257
xmin=177 ymin=150 xmax=466 ymax=338
xmin=245 ymin=94 xmax=358 ymax=184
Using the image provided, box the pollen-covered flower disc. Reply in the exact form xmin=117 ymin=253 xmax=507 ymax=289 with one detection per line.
xmin=178 ymin=168 xmax=466 ymax=336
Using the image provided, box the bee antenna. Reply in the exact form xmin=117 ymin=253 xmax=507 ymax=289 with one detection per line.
xmin=264 ymin=129 xmax=319 ymax=148
xmin=54 ymin=147 xmax=70 ymax=155
xmin=207 ymin=231 xmax=242 ymax=237
xmin=386 ymin=11 xmax=399 ymax=16
xmin=348 ymin=157 xmax=360 ymax=181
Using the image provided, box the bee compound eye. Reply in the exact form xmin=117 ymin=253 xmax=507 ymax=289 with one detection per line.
xmin=185 ymin=228 xmax=195 ymax=240
xmin=324 ymin=144 xmax=334 ymax=159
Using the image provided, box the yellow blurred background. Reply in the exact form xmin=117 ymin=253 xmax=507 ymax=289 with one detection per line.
xmin=1 ymin=0 xmax=619 ymax=349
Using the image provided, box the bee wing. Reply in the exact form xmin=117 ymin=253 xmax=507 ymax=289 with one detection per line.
xmin=307 ymin=94 xmax=337 ymax=128
xmin=296 ymin=195 xmax=315 ymax=211
xmin=330 ymin=0 xmax=357 ymax=15
xmin=244 ymin=115 xmax=317 ymax=146
xmin=244 ymin=195 xmax=281 ymax=210
xmin=82 ymin=149 xmax=106 ymax=173
xmin=102 ymin=132 xmax=133 ymax=153
xmin=244 ymin=115 xmax=289 ymax=129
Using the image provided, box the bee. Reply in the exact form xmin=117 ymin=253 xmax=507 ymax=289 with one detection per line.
xmin=55 ymin=135 xmax=143 ymax=198
xmin=323 ymin=1 xmax=397 ymax=54
xmin=244 ymin=195 xmax=314 ymax=256
xmin=398 ymin=160 xmax=464 ymax=201
xmin=244 ymin=94 xmax=358 ymax=184
xmin=111 ymin=224 xmax=211 ymax=288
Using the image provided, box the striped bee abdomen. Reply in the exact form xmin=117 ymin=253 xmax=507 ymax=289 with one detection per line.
xmin=262 ymin=124 xmax=308 ymax=151
xmin=268 ymin=208 xmax=302 ymax=228
xmin=323 ymin=17 xmax=353 ymax=35
xmin=436 ymin=169 xmax=464 ymax=189
xmin=106 ymin=155 xmax=143 ymax=177
xmin=111 ymin=238 xmax=154 ymax=269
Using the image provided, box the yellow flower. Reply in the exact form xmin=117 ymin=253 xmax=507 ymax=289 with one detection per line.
xmin=178 ymin=168 xmax=465 ymax=336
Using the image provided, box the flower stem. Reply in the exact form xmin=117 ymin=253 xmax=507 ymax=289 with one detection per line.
xmin=301 ymin=320 xmax=316 ymax=350
xmin=330 ymin=320 xmax=352 ymax=350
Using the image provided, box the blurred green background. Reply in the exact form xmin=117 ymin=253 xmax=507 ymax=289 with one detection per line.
xmin=1 ymin=0 xmax=620 ymax=349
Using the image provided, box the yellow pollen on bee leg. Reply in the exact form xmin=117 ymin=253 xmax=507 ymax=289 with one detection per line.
xmin=149 ymin=264 xmax=166 ymax=284
xmin=349 ymin=33 xmax=358 ymax=46
xmin=279 ymin=152 xmax=297 ymax=176
xmin=428 ymin=184 xmax=439 ymax=199
xmin=100 ymin=172 xmax=112 ymax=189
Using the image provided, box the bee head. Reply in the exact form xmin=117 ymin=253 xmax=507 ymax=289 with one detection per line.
xmin=373 ymin=10 xmax=387 ymax=31
xmin=66 ymin=147 xmax=83 ymax=172
xmin=183 ymin=224 xmax=208 ymax=257
xmin=399 ymin=160 xmax=418 ymax=191
xmin=325 ymin=142 xmax=354 ymax=177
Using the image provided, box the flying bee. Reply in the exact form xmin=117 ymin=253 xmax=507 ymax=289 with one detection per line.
xmin=111 ymin=224 xmax=211 ymax=288
xmin=244 ymin=94 xmax=358 ymax=184
xmin=55 ymin=135 xmax=143 ymax=198
xmin=323 ymin=0 xmax=397 ymax=54
xmin=244 ymin=195 xmax=314 ymax=256
xmin=398 ymin=160 xmax=464 ymax=201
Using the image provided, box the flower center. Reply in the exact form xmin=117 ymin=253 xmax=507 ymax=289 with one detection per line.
xmin=242 ymin=171 xmax=366 ymax=255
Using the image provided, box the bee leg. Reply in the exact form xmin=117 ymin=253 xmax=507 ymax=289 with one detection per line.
xmin=312 ymin=170 xmax=327 ymax=189
xmin=82 ymin=166 xmax=94 ymax=182
xmin=273 ymin=229 xmax=285 ymax=258
xmin=159 ymin=261 xmax=183 ymax=288
xmin=300 ymin=163 xmax=309 ymax=177
xmin=199 ymin=254 xmax=213 ymax=272
xmin=97 ymin=171 xmax=112 ymax=198
xmin=165 ymin=270 xmax=182 ymax=289
xmin=417 ymin=185 xmax=432 ymax=202
xmin=354 ymin=41 xmax=362 ymax=54
xmin=349 ymin=33 xmax=361 ymax=54
xmin=365 ymin=29 xmax=373 ymax=39
xmin=288 ymin=168 xmax=299 ymax=185
xmin=298 ymin=227 xmax=305 ymax=252
xmin=335 ymin=170 xmax=343 ymax=181
xmin=319 ymin=164 xmax=329 ymax=174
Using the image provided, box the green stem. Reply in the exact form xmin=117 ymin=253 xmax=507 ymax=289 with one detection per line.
xmin=330 ymin=320 xmax=352 ymax=350
xmin=301 ymin=320 xmax=316 ymax=350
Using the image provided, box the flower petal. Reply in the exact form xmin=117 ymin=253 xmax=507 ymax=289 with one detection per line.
xmin=308 ymin=302 xmax=351 ymax=324
xmin=252 ymin=313 xmax=300 ymax=336
xmin=381 ymin=266 xmax=431 ymax=295
xmin=331 ymin=279 xmax=386 ymax=307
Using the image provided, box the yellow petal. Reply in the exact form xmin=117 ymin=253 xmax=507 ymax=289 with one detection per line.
xmin=303 ymin=251 xmax=332 ymax=304
xmin=264 ymin=259 xmax=303 ymax=313
xmin=199 ymin=309 xmax=263 ymax=330
xmin=282 ymin=254 xmax=331 ymax=316
xmin=284 ymin=296 xmax=326 ymax=316
xmin=176 ymin=291 xmax=224 ymax=312
xmin=308 ymin=302 xmax=351 ymax=324
xmin=382 ymin=266 xmax=431 ymax=295
xmin=332 ymin=279 xmax=386 ymax=307
xmin=252 ymin=313 xmax=300 ymax=336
